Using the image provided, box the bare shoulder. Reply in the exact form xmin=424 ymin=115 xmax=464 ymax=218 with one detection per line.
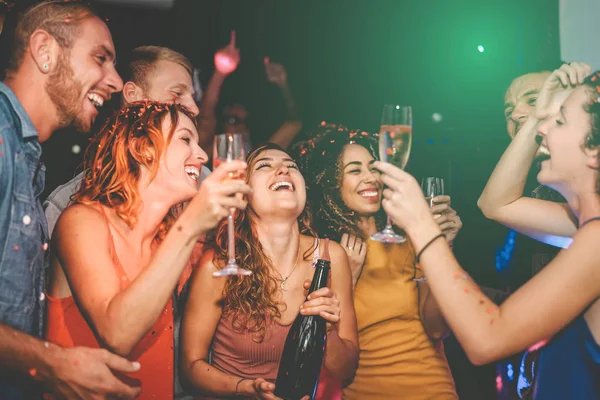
xmin=54 ymin=203 xmax=110 ymax=247
xmin=327 ymin=240 xmax=347 ymax=261
xmin=56 ymin=203 xmax=105 ymax=231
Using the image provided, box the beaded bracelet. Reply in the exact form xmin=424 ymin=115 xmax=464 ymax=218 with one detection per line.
xmin=415 ymin=233 xmax=446 ymax=263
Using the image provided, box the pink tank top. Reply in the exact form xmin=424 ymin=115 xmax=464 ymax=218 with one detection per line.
xmin=204 ymin=238 xmax=341 ymax=399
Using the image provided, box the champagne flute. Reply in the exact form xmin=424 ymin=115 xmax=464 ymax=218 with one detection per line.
xmin=421 ymin=177 xmax=445 ymax=207
xmin=212 ymin=133 xmax=252 ymax=277
xmin=371 ymin=105 xmax=413 ymax=243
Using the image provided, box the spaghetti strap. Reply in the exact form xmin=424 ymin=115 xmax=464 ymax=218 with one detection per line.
xmin=312 ymin=237 xmax=320 ymax=267
xmin=580 ymin=216 xmax=600 ymax=229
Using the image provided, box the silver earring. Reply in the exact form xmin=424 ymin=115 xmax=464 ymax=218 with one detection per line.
xmin=42 ymin=63 xmax=49 ymax=71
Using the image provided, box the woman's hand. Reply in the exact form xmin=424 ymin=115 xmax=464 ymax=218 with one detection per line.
xmin=185 ymin=160 xmax=251 ymax=236
xmin=374 ymin=161 xmax=436 ymax=236
xmin=535 ymin=62 xmax=591 ymax=120
xmin=340 ymin=233 xmax=367 ymax=288
xmin=430 ymin=196 xmax=463 ymax=247
xmin=301 ymin=280 xmax=341 ymax=329
xmin=238 ymin=378 xmax=309 ymax=400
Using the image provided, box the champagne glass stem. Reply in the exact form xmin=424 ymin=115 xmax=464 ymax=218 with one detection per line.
xmin=385 ymin=215 xmax=393 ymax=230
xmin=227 ymin=213 xmax=235 ymax=263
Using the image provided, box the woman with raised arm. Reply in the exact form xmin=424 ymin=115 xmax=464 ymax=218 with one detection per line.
xmin=181 ymin=143 xmax=358 ymax=399
xmin=45 ymin=102 xmax=250 ymax=399
xmin=295 ymin=125 xmax=463 ymax=400
xmin=377 ymin=70 xmax=600 ymax=399
xmin=478 ymin=62 xmax=592 ymax=248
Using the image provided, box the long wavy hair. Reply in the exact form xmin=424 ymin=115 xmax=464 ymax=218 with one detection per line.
xmin=74 ymin=101 xmax=197 ymax=239
xmin=207 ymin=143 xmax=318 ymax=341
xmin=292 ymin=123 xmax=387 ymax=241
xmin=582 ymin=71 xmax=600 ymax=195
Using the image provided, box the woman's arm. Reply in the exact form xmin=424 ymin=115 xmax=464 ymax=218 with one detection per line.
xmin=477 ymin=116 xmax=576 ymax=247
xmin=301 ymin=241 xmax=359 ymax=383
xmin=180 ymin=250 xmax=240 ymax=396
xmin=410 ymin=220 xmax=600 ymax=365
xmin=378 ymin=162 xmax=600 ymax=365
xmin=53 ymin=163 xmax=250 ymax=356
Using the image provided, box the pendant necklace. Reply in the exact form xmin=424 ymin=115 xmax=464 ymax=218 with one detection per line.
xmin=280 ymin=242 xmax=301 ymax=291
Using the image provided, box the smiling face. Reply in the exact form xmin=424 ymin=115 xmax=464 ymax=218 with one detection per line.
xmin=536 ymin=85 xmax=597 ymax=194
xmin=339 ymin=144 xmax=382 ymax=216
xmin=154 ymin=111 xmax=208 ymax=202
xmin=247 ymin=148 xmax=306 ymax=219
xmin=45 ymin=16 xmax=123 ymax=132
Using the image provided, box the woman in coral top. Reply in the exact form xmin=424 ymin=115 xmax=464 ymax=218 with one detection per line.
xmin=295 ymin=125 xmax=463 ymax=399
xmin=45 ymin=102 xmax=250 ymax=399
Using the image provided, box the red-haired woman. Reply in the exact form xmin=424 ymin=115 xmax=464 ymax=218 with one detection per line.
xmin=45 ymin=102 xmax=251 ymax=399
xmin=181 ymin=143 xmax=359 ymax=399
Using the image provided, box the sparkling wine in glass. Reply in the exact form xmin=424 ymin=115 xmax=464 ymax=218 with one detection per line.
xmin=212 ymin=133 xmax=252 ymax=277
xmin=371 ymin=105 xmax=412 ymax=244
xmin=421 ymin=177 xmax=445 ymax=207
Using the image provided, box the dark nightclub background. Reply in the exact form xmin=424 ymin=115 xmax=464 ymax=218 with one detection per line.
xmin=0 ymin=1 xmax=561 ymax=398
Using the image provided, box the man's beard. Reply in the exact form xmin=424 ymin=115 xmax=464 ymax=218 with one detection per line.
xmin=45 ymin=52 xmax=90 ymax=132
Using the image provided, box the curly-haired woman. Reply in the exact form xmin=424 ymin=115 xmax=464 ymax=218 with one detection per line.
xmin=294 ymin=125 xmax=462 ymax=399
xmin=181 ymin=143 xmax=358 ymax=399
xmin=45 ymin=102 xmax=251 ymax=399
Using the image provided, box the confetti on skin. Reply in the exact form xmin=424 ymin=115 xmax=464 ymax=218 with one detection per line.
xmin=453 ymin=273 xmax=461 ymax=280
xmin=29 ymin=368 xmax=36 ymax=377
xmin=73 ymin=360 xmax=80 ymax=366
xmin=44 ymin=342 xmax=49 ymax=348
xmin=486 ymin=306 xmax=494 ymax=314
xmin=464 ymin=287 xmax=470 ymax=293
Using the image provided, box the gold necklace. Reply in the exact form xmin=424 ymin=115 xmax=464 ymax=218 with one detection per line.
xmin=279 ymin=242 xmax=301 ymax=291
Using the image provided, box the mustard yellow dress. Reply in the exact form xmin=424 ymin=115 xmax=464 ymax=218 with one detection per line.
xmin=342 ymin=240 xmax=457 ymax=400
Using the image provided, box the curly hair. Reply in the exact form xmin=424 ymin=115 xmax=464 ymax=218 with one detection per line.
xmin=207 ymin=143 xmax=318 ymax=341
xmin=291 ymin=123 xmax=386 ymax=241
xmin=582 ymin=71 xmax=600 ymax=193
xmin=73 ymin=101 xmax=197 ymax=239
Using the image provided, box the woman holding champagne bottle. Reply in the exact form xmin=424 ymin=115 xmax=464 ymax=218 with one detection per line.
xmin=295 ymin=121 xmax=462 ymax=399
xmin=181 ymin=143 xmax=358 ymax=399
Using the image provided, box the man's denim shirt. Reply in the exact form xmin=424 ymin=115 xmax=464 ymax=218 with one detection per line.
xmin=0 ymin=82 xmax=48 ymax=339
